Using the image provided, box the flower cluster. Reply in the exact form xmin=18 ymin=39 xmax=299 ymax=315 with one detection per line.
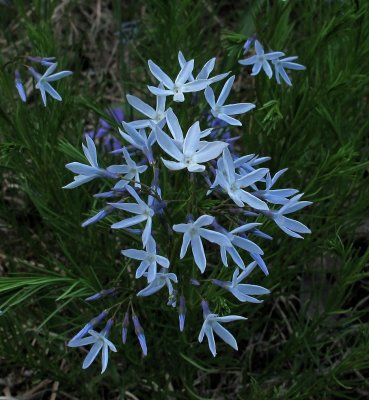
xmin=239 ymin=39 xmax=306 ymax=85
xmin=14 ymin=56 xmax=72 ymax=106
xmin=64 ymin=49 xmax=310 ymax=373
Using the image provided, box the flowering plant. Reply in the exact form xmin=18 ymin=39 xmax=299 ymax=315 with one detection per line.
xmin=63 ymin=46 xmax=310 ymax=372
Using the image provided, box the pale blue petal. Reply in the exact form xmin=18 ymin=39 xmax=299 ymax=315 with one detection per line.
xmin=111 ymin=214 xmax=147 ymax=229
xmin=82 ymin=341 xmax=103 ymax=369
xmin=176 ymin=59 xmax=194 ymax=85
xmin=156 ymin=128 xmax=183 ymax=160
xmin=180 ymin=232 xmax=191 ymax=258
xmin=254 ymin=40 xmax=264 ymax=55
xmin=212 ymin=322 xmax=238 ymax=350
xmin=44 ymin=70 xmax=73 ymax=82
xmin=101 ymin=344 xmax=109 ymax=373
xmin=194 ymin=215 xmax=214 ymax=227
xmin=194 ymin=141 xmax=228 ymax=163
xmin=221 ymin=103 xmax=255 ymax=116
xmin=183 ymin=122 xmax=200 ymax=154
xmin=148 ymin=60 xmax=173 ymax=88
xmin=217 ymin=75 xmax=235 ymax=107
xmin=166 ymin=108 xmax=183 ymax=143
xmin=173 ymin=223 xmax=190 ymax=233
xmin=191 ymin=235 xmax=206 ymax=273
xmin=238 ymin=190 xmax=269 ymax=210
xmin=161 ymin=158 xmax=185 ymax=170
xmin=68 ymin=336 xmax=96 ymax=347
xmin=43 ymin=82 xmax=62 ymax=101
xmin=204 ymin=324 xmax=217 ymax=357
xmin=122 ymin=249 xmax=147 ymax=260
xmin=199 ymin=229 xmax=232 ymax=247
xmin=181 ymin=79 xmax=209 ymax=93
xmin=127 ymin=94 xmax=156 ymax=119
xmin=205 ymin=86 xmax=216 ymax=109
xmin=217 ymin=113 xmax=241 ymax=126
xmin=148 ymin=86 xmax=173 ymax=96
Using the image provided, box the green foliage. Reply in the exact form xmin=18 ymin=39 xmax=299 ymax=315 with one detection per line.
xmin=1 ymin=0 xmax=369 ymax=399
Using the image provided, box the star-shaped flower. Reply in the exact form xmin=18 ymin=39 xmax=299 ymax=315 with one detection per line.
xmin=68 ymin=319 xmax=117 ymax=374
xmin=29 ymin=62 xmax=72 ymax=106
xmin=119 ymin=122 xmax=156 ymax=164
xmin=213 ymin=265 xmax=270 ymax=303
xmin=126 ymin=87 xmax=168 ymax=129
xmin=177 ymin=51 xmax=229 ymax=84
xmin=136 ymin=270 xmax=178 ymax=297
xmin=63 ymin=136 xmax=118 ymax=189
xmin=262 ymin=193 xmax=312 ymax=238
xmin=147 ymin=58 xmax=209 ymax=102
xmin=198 ymin=301 xmax=246 ymax=357
xmin=238 ymin=40 xmax=284 ymax=78
xmin=109 ymin=185 xmax=154 ymax=246
xmin=122 ymin=236 xmax=169 ymax=282
xmin=210 ymin=148 xmax=269 ymax=210
xmin=107 ymin=147 xmax=148 ymax=189
xmin=173 ymin=215 xmax=232 ymax=273
xmin=205 ymin=75 xmax=255 ymax=126
xmin=156 ymin=123 xmax=227 ymax=173
xmin=272 ymin=56 xmax=306 ymax=86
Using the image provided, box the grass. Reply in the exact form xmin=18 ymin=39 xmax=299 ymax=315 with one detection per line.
xmin=0 ymin=0 xmax=369 ymax=399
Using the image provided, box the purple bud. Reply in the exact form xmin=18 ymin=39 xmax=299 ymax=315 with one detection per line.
xmin=27 ymin=67 xmax=41 ymax=80
xmin=186 ymin=214 xmax=194 ymax=223
xmin=243 ymin=34 xmax=256 ymax=53
xmin=132 ymin=315 xmax=147 ymax=356
xmin=101 ymin=318 xmax=114 ymax=337
xmin=190 ymin=278 xmax=200 ymax=286
xmin=211 ymin=279 xmax=228 ymax=288
xmin=122 ymin=312 xmax=129 ymax=344
xmin=68 ymin=309 xmax=108 ymax=345
xmin=201 ymin=300 xmax=211 ymax=318
xmin=81 ymin=206 xmax=115 ymax=228
xmin=253 ymin=228 xmax=273 ymax=240
xmin=28 ymin=56 xmax=56 ymax=66
xmin=178 ymin=296 xmax=186 ymax=332
xmin=14 ymin=70 xmax=26 ymax=102
xmin=85 ymin=287 xmax=117 ymax=301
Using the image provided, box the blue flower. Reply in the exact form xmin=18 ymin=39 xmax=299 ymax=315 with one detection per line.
xmin=63 ymin=136 xmax=118 ymax=189
xmin=119 ymin=122 xmax=156 ymax=164
xmin=198 ymin=301 xmax=246 ymax=357
xmin=177 ymin=51 xmax=229 ymax=84
xmin=252 ymin=169 xmax=299 ymax=205
xmin=108 ymin=147 xmax=148 ymax=189
xmin=272 ymin=56 xmax=306 ymax=86
xmin=213 ymin=264 xmax=270 ymax=303
xmin=210 ymin=148 xmax=269 ymax=210
xmin=122 ymin=236 xmax=169 ymax=282
xmin=29 ymin=62 xmax=72 ymax=106
xmin=173 ymin=215 xmax=232 ymax=273
xmin=205 ymin=75 xmax=255 ymax=126
xmin=147 ymin=57 xmax=210 ymax=102
xmin=239 ymin=40 xmax=284 ymax=78
xmin=156 ymin=122 xmax=227 ymax=173
xmin=68 ymin=310 xmax=108 ymax=344
xmin=212 ymin=221 xmax=264 ymax=271
xmin=262 ymin=193 xmax=312 ymax=238
xmin=136 ymin=270 xmax=178 ymax=297
xmin=109 ymin=185 xmax=154 ymax=246
xmin=127 ymin=88 xmax=167 ymax=129
xmin=68 ymin=319 xmax=117 ymax=374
